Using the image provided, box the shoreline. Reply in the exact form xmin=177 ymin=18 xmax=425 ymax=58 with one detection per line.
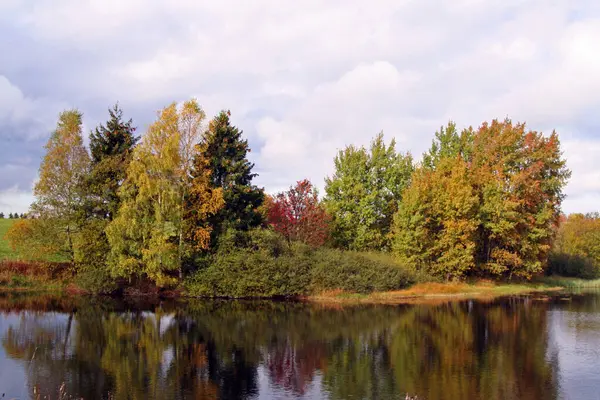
xmin=2 ymin=277 xmax=595 ymax=305
xmin=306 ymin=281 xmax=566 ymax=305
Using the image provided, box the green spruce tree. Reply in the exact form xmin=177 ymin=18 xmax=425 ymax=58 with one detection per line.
xmin=198 ymin=110 xmax=264 ymax=242
xmin=87 ymin=103 xmax=139 ymax=220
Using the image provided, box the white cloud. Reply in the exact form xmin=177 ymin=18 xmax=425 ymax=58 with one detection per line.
xmin=1 ymin=0 xmax=599 ymax=213
xmin=0 ymin=187 xmax=34 ymax=215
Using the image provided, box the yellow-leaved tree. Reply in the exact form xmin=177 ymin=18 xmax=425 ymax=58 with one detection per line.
xmin=28 ymin=109 xmax=90 ymax=261
xmin=106 ymin=99 xmax=223 ymax=287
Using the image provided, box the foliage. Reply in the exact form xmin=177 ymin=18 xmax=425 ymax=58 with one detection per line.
xmin=187 ymin=228 xmax=416 ymax=297
xmin=393 ymin=157 xmax=479 ymax=279
xmin=187 ymin=229 xmax=312 ymax=297
xmin=310 ymin=248 xmax=417 ymax=294
xmin=548 ymin=213 xmax=600 ymax=278
xmin=267 ymin=179 xmax=330 ymax=247
xmin=325 ymin=132 xmax=413 ymax=251
xmin=73 ymin=219 xmax=119 ymax=293
xmin=87 ymin=103 xmax=139 ymax=220
xmin=4 ymin=218 xmax=70 ymax=262
xmin=184 ymin=139 xmax=225 ymax=256
xmin=200 ymin=110 xmax=264 ymax=238
xmin=394 ymin=119 xmax=570 ymax=280
xmin=106 ymin=99 xmax=207 ymax=287
xmin=30 ymin=110 xmax=91 ymax=260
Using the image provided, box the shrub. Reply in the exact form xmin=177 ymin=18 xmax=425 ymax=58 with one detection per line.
xmin=186 ymin=228 xmax=418 ymax=298
xmin=310 ymin=249 xmax=416 ymax=294
xmin=73 ymin=220 xmax=119 ymax=293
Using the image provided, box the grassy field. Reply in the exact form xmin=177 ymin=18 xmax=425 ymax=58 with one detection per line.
xmin=0 ymin=218 xmax=19 ymax=260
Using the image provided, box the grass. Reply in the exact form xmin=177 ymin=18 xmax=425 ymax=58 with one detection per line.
xmin=0 ymin=218 xmax=19 ymax=260
xmin=538 ymin=275 xmax=600 ymax=289
xmin=309 ymin=279 xmax=565 ymax=304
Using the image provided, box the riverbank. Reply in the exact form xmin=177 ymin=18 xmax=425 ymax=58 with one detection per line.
xmin=3 ymin=270 xmax=597 ymax=304
xmin=307 ymin=280 xmax=570 ymax=304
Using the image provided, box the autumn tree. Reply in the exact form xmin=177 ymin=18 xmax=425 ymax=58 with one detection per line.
xmin=106 ymin=99 xmax=216 ymax=286
xmin=471 ymin=120 xmax=570 ymax=278
xmin=549 ymin=213 xmax=600 ymax=278
xmin=393 ymin=157 xmax=479 ymax=279
xmin=324 ymin=132 xmax=413 ymax=251
xmin=30 ymin=109 xmax=91 ymax=260
xmin=393 ymin=118 xmax=570 ymax=280
xmin=184 ymin=137 xmax=225 ymax=258
xmin=199 ymin=110 xmax=264 ymax=241
xmin=267 ymin=179 xmax=330 ymax=247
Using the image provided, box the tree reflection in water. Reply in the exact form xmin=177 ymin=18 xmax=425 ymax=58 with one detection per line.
xmin=0 ymin=293 xmax=577 ymax=400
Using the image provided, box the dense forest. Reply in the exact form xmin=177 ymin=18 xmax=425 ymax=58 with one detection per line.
xmin=2 ymin=99 xmax=598 ymax=296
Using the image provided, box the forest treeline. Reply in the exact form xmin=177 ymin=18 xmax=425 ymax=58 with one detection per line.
xmin=3 ymin=99 xmax=598 ymax=295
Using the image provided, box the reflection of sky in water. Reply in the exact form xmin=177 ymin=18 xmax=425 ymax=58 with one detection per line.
xmin=548 ymin=308 xmax=600 ymax=400
xmin=0 ymin=313 xmax=28 ymax=398
xmin=0 ymin=312 xmax=71 ymax=399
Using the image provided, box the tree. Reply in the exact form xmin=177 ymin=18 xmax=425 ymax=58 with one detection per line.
xmin=549 ymin=213 xmax=600 ymax=278
xmin=393 ymin=119 xmax=570 ymax=280
xmin=324 ymin=132 xmax=413 ymax=251
xmin=106 ymin=99 xmax=213 ymax=286
xmin=184 ymin=142 xmax=224 ymax=257
xmin=87 ymin=103 xmax=139 ymax=220
xmin=393 ymin=157 xmax=479 ymax=279
xmin=199 ymin=110 xmax=264 ymax=240
xmin=471 ymin=120 xmax=570 ymax=278
xmin=8 ymin=213 xmax=14 ymax=219
xmin=31 ymin=109 xmax=91 ymax=260
xmin=267 ymin=179 xmax=330 ymax=247
xmin=422 ymin=122 xmax=474 ymax=169
xmin=0 ymin=212 xmax=4 ymax=219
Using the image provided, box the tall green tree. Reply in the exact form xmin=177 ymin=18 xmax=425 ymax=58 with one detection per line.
xmin=106 ymin=99 xmax=209 ymax=286
xmin=199 ymin=110 xmax=264 ymax=240
xmin=31 ymin=109 xmax=91 ymax=260
xmin=87 ymin=103 xmax=139 ymax=220
xmin=324 ymin=132 xmax=413 ymax=251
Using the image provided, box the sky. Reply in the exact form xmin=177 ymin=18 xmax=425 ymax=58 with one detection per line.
xmin=0 ymin=0 xmax=599 ymax=215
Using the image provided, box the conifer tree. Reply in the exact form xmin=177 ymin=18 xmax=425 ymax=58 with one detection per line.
xmin=87 ymin=103 xmax=138 ymax=220
xmin=198 ymin=110 xmax=264 ymax=241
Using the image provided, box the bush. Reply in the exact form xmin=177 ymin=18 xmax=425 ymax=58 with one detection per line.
xmin=547 ymin=253 xmax=599 ymax=279
xmin=186 ymin=230 xmax=313 ymax=297
xmin=73 ymin=220 xmax=119 ymax=294
xmin=186 ymin=228 xmax=418 ymax=298
xmin=310 ymin=249 xmax=416 ymax=294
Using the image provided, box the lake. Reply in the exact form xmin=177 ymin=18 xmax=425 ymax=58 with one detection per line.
xmin=0 ymin=292 xmax=599 ymax=400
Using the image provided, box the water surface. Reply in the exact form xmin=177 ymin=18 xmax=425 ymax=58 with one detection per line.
xmin=0 ymin=292 xmax=599 ymax=399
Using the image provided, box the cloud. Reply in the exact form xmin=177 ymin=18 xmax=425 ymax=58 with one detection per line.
xmin=1 ymin=0 xmax=599 ymax=214
xmin=0 ymin=187 xmax=34 ymax=215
